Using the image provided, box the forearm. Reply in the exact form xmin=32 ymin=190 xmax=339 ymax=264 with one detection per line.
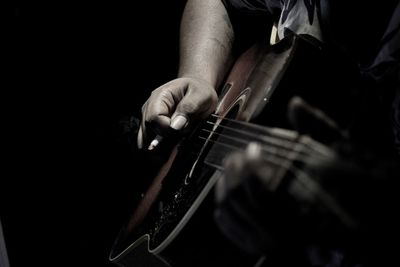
xmin=178 ymin=0 xmax=234 ymax=88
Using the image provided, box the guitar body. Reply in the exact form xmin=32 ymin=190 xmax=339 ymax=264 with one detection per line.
xmin=109 ymin=35 xmax=361 ymax=267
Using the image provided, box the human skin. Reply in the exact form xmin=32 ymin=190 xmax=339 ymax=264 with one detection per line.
xmin=138 ymin=0 xmax=234 ymax=149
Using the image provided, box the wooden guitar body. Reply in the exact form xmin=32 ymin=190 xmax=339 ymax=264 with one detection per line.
xmin=109 ymin=34 xmax=360 ymax=267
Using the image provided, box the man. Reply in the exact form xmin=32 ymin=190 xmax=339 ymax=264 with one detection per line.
xmin=137 ymin=0 xmax=399 ymax=266
xmin=138 ymin=0 xmax=399 ymax=152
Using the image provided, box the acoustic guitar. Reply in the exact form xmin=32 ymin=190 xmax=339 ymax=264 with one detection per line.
xmin=109 ymin=34 xmax=361 ymax=267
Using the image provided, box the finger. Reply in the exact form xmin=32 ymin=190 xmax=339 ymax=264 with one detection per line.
xmin=244 ymin=142 xmax=270 ymax=179
xmin=223 ymin=144 xmax=264 ymax=184
xmin=138 ymin=101 xmax=149 ymax=149
xmin=170 ymin=97 xmax=196 ymax=131
xmin=141 ymin=92 xmax=175 ymax=150
xmin=245 ymin=142 xmax=262 ymax=163
xmin=145 ymin=91 xmax=175 ymax=134
xmin=171 ymin=90 xmax=216 ymax=130
xmin=170 ymin=114 xmax=188 ymax=131
xmin=216 ymin=152 xmax=243 ymax=203
xmin=222 ymin=152 xmax=248 ymax=188
xmin=137 ymin=125 xmax=144 ymax=149
xmin=141 ymin=99 xmax=148 ymax=113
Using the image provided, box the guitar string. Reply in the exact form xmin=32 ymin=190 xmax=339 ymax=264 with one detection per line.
xmin=199 ymin=126 xmax=327 ymax=159
xmin=196 ymin=115 xmax=333 ymax=158
xmin=197 ymin=134 xmax=302 ymax=193
xmin=207 ymin=114 xmax=332 ymax=156
xmin=175 ymin=123 xmax=354 ymax=229
xmin=182 ymin=114 xmax=333 ymax=171
xmin=197 ymin=135 xmax=300 ymax=169
xmin=173 ymin=112 xmax=335 ymax=185
xmin=196 ymin=134 xmax=326 ymax=169
xmin=192 ymin=113 xmax=323 ymax=185
xmin=185 ymin=125 xmax=303 ymax=187
xmin=200 ymin=135 xmax=303 ymax=174
xmin=193 ymin=137 xmax=356 ymax=227
xmin=182 ymin=113 xmax=334 ymax=196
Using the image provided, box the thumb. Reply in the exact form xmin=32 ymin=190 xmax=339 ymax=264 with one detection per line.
xmin=170 ymin=113 xmax=189 ymax=131
xmin=170 ymin=96 xmax=196 ymax=130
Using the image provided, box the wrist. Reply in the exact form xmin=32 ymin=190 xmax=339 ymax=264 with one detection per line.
xmin=177 ymin=74 xmax=216 ymax=91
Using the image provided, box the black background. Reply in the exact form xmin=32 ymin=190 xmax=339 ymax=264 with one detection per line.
xmin=2 ymin=2 xmax=187 ymax=266
xmin=3 ymin=2 xmax=398 ymax=267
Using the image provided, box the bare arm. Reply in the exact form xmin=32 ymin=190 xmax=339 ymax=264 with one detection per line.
xmin=178 ymin=0 xmax=234 ymax=88
xmin=138 ymin=0 xmax=235 ymax=148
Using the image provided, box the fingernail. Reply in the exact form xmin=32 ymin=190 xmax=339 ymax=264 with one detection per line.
xmin=170 ymin=115 xmax=188 ymax=130
xmin=148 ymin=135 xmax=163 ymax=150
xmin=246 ymin=142 xmax=262 ymax=160
xmin=137 ymin=128 xmax=143 ymax=149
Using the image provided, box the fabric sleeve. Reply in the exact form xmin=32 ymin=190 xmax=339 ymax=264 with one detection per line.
xmin=221 ymin=0 xmax=275 ymax=56
xmin=222 ymin=0 xmax=270 ymax=13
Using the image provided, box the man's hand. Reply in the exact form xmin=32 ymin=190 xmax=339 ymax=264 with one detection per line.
xmin=214 ymin=142 xmax=299 ymax=255
xmin=136 ymin=0 xmax=235 ymax=150
xmin=137 ymin=77 xmax=218 ymax=149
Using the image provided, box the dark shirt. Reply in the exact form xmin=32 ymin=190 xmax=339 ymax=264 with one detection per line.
xmin=224 ymin=0 xmax=400 ymax=153
xmin=218 ymin=1 xmax=400 ymax=266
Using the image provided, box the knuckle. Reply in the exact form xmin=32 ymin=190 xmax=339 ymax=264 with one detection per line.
xmin=179 ymin=101 xmax=197 ymax=115
xmin=146 ymin=113 xmax=158 ymax=124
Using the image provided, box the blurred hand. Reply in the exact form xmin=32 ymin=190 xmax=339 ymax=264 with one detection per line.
xmin=214 ymin=141 xmax=361 ymax=256
xmin=213 ymin=97 xmax=400 ymax=263
xmin=214 ymin=142 xmax=296 ymax=255
xmin=213 ymin=97 xmax=352 ymax=256
xmin=214 ymin=138 xmax=400 ymax=264
xmin=137 ymin=77 xmax=218 ymax=149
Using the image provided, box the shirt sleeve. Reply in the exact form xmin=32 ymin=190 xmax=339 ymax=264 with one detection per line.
xmin=222 ymin=0 xmax=271 ymax=14
xmin=221 ymin=0 xmax=275 ymax=55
